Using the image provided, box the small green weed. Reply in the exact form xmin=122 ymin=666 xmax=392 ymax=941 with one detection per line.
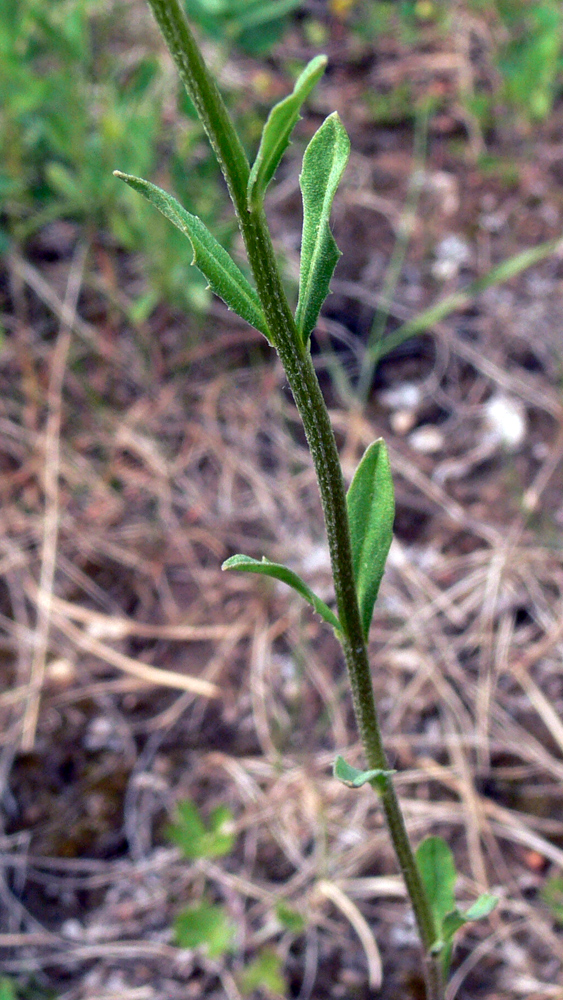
xmin=275 ymin=901 xmax=306 ymax=934
xmin=238 ymin=949 xmax=286 ymax=997
xmin=168 ymin=799 xmax=299 ymax=979
xmin=169 ymin=800 xmax=237 ymax=957
xmin=121 ymin=7 xmax=507 ymax=994
xmin=167 ymin=798 xmax=236 ymax=859
xmin=174 ymin=899 xmax=236 ymax=957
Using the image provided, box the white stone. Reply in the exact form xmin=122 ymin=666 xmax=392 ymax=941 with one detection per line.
xmin=45 ymin=658 xmax=75 ymax=684
xmin=408 ymin=425 xmax=445 ymax=454
xmin=379 ymin=382 xmax=422 ymax=410
xmin=483 ymin=395 xmax=527 ymax=450
xmin=390 ymin=409 xmax=417 ymax=435
xmin=432 ymin=233 xmax=471 ymax=279
xmin=61 ymin=919 xmax=83 ymax=940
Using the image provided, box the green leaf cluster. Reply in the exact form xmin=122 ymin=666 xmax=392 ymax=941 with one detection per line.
xmin=116 ymin=55 xmax=353 ymax=343
xmin=167 ymin=798 xmax=236 ymax=859
xmin=493 ymin=0 xmax=563 ymax=122
xmin=416 ymin=836 xmax=497 ymax=976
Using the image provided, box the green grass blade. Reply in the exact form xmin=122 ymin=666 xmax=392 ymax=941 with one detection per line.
xmin=248 ymin=55 xmax=327 ymax=210
xmin=114 ymin=171 xmax=270 ymax=338
xmin=295 ymin=112 xmax=350 ymax=345
xmin=346 ymin=439 xmax=394 ymax=639
xmin=377 ymin=236 xmax=563 ymax=359
xmin=222 ymin=554 xmax=341 ymax=632
xmin=234 ymin=0 xmax=302 ymax=32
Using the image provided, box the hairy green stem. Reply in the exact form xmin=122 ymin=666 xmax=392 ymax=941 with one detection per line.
xmin=145 ymin=1 xmax=443 ymax=995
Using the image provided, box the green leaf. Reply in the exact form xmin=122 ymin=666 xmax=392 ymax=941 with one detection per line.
xmin=441 ymin=893 xmax=497 ymax=978
xmin=174 ymin=900 xmax=235 ymax=957
xmin=248 ymin=55 xmax=327 ymax=209
xmin=441 ymin=909 xmax=466 ymax=943
xmin=275 ymin=900 xmax=306 ymax=933
xmin=461 ymin=893 xmax=498 ymax=923
xmin=416 ymin=836 xmax=457 ymax=932
xmin=346 ymin=439 xmax=395 ymax=638
xmin=222 ymin=554 xmax=341 ymax=632
xmin=167 ymin=799 xmax=235 ymax=859
xmin=239 ymin=948 xmax=286 ymax=997
xmin=113 ymin=172 xmax=270 ymax=339
xmin=0 ymin=980 xmax=16 ymax=1000
xmin=295 ymin=112 xmax=350 ymax=344
xmin=333 ymin=754 xmax=394 ymax=790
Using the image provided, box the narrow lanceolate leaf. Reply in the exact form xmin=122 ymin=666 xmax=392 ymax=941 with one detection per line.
xmin=346 ymin=439 xmax=394 ymax=639
xmin=222 ymin=554 xmax=341 ymax=632
xmin=114 ymin=172 xmax=270 ymax=339
xmin=295 ymin=112 xmax=350 ymax=344
xmin=333 ymin=755 xmax=394 ymax=790
xmin=247 ymin=55 xmax=327 ymax=210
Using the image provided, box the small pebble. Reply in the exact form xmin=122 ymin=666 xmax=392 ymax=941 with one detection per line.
xmin=408 ymin=425 xmax=445 ymax=454
xmin=483 ymin=395 xmax=527 ymax=450
xmin=45 ymin=657 xmax=75 ymax=685
xmin=390 ymin=408 xmax=417 ymax=435
xmin=432 ymin=233 xmax=471 ymax=280
xmin=379 ymin=382 xmax=422 ymax=410
xmin=83 ymin=715 xmax=122 ymax=752
xmin=61 ymin=919 xmax=83 ymax=940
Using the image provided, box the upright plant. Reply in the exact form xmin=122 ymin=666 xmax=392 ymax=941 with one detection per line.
xmin=114 ymin=1 xmax=496 ymax=995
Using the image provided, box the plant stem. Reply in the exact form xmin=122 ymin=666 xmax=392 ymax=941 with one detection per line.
xmin=145 ymin=1 xmax=444 ymax=995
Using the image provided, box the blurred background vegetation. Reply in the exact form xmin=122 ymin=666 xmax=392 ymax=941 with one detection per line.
xmin=2 ymin=0 xmax=562 ymax=324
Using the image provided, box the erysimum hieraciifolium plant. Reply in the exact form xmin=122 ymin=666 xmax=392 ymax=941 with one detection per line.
xmin=114 ymin=1 xmax=497 ymax=995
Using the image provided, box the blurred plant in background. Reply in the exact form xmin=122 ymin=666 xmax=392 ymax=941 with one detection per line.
xmin=470 ymin=0 xmax=563 ymax=124
xmin=341 ymin=0 xmax=563 ymax=129
xmin=184 ymin=0 xmax=302 ymax=55
xmin=2 ymin=0 xmax=562 ymax=322
xmin=0 ymin=0 xmax=232 ymax=317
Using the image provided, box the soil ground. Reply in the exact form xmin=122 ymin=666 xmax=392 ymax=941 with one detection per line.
xmin=2 ymin=6 xmax=563 ymax=1000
